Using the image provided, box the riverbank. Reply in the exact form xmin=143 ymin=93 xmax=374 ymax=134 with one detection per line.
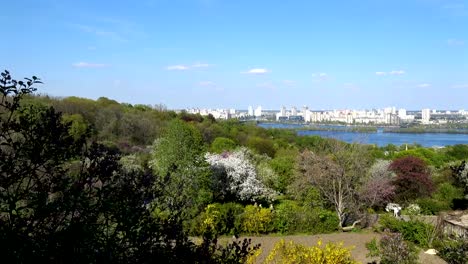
xmin=258 ymin=123 xmax=468 ymax=147
xmin=259 ymin=122 xmax=468 ymax=134
xmin=384 ymin=127 xmax=468 ymax=134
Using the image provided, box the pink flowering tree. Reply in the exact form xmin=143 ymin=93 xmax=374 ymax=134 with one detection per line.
xmin=360 ymin=160 xmax=396 ymax=209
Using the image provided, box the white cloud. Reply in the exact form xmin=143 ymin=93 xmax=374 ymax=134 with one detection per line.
xmin=72 ymin=62 xmax=109 ymax=68
xmin=244 ymin=68 xmax=269 ymax=74
xmin=376 ymin=70 xmax=405 ymax=76
xmin=417 ymin=83 xmax=431 ymax=88
xmin=192 ymin=63 xmax=211 ymax=68
xmin=447 ymin=39 xmax=465 ymax=46
xmin=166 ymin=65 xmax=190 ymax=70
xmin=389 ymin=70 xmax=405 ymax=75
xmin=166 ymin=62 xmax=212 ymax=71
xmin=452 ymin=84 xmax=468 ymax=89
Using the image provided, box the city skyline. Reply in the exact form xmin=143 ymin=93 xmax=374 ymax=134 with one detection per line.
xmin=1 ymin=0 xmax=467 ymax=109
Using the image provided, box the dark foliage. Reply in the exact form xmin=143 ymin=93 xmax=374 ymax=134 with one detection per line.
xmin=389 ymin=156 xmax=434 ymax=202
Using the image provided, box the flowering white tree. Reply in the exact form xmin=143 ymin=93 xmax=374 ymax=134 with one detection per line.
xmin=205 ymin=147 xmax=277 ymax=202
xmin=360 ymin=160 xmax=396 ymax=208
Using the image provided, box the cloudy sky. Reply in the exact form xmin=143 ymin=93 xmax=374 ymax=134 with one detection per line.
xmin=1 ymin=0 xmax=467 ymax=109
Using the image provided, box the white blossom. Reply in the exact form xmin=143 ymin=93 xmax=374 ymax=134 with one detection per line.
xmin=205 ymin=147 xmax=277 ymax=202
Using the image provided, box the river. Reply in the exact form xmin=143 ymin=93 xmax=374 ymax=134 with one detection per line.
xmin=258 ymin=123 xmax=468 ymax=147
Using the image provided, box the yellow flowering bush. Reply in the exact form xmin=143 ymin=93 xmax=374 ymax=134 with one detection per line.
xmin=200 ymin=204 xmax=223 ymax=236
xmin=245 ymin=248 xmax=263 ymax=264
xmin=264 ymin=239 xmax=358 ymax=264
xmin=242 ymin=205 xmax=274 ymax=234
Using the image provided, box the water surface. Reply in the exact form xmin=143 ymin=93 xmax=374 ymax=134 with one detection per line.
xmin=258 ymin=123 xmax=468 ymax=147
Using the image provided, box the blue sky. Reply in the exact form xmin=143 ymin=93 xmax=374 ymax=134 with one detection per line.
xmin=1 ymin=0 xmax=467 ymax=110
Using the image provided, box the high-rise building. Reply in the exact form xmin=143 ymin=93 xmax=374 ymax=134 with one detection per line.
xmin=422 ymin=108 xmax=431 ymax=124
xmin=248 ymin=106 xmax=254 ymax=116
xmin=254 ymin=106 xmax=262 ymax=117
xmin=291 ymin=106 xmax=297 ymax=116
xmin=384 ymin=107 xmax=392 ymax=114
xmin=280 ymin=106 xmax=286 ymax=116
xmin=398 ymin=108 xmax=407 ymax=119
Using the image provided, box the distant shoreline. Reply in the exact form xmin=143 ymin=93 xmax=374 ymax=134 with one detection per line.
xmin=258 ymin=122 xmax=468 ymax=135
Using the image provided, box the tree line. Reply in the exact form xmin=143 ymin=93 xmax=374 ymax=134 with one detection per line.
xmin=1 ymin=70 xmax=467 ymax=263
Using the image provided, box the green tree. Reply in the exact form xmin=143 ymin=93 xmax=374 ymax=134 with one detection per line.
xmin=247 ymin=136 xmax=276 ymax=157
xmin=0 ymin=71 xmax=257 ymax=263
xmin=150 ymin=119 xmax=212 ymax=225
xmin=62 ymin=113 xmax=89 ymax=140
xmin=210 ymin=136 xmax=237 ymax=153
xmin=269 ymin=148 xmax=298 ymax=193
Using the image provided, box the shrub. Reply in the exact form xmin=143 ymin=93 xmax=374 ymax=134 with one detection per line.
xmin=198 ymin=238 xmax=261 ymax=264
xmin=191 ymin=203 xmax=244 ymax=236
xmin=241 ymin=205 xmax=274 ymax=234
xmin=436 ymin=237 xmax=468 ymax=264
xmin=404 ymin=204 xmax=421 ymax=215
xmin=308 ymin=208 xmax=340 ymax=234
xmin=273 ymin=200 xmax=302 ymax=234
xmin=416 ymin=198 xmax=450 ymax=215
xmin=379 ymin=232 xmax=419 ymax=264
xmin=264 ymin=239 xmax=358 ymax=264
xmin=378 ymin=214 xmax=435 ymax=248
xmin=272 ymin=201 xmax=339 ymax=234
xmin=433 ymin=182 xmax=464 ymax=207
xmin=218 ymin=203 xmax=245 ymax=235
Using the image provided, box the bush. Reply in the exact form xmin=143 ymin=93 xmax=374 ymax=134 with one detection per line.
xmin=310 ymin=208 xmax=340 ymax=234
xmin=403 ymin=204 xmax=421 ymax=215
xmin=272 ymin=201 xmax=339 ymax=234
xmin=241 ymin=205 xmax=274 ymax=234
xmin=379 ymin=232 xmax=419 ymax=264
xmin=433 ymin=182 xmax=464 ymax=207
xmin=218 ymin=203 xmax=245 ymax=235
xmin=378 ymin=214 xmax=435 ymax=248
xmin=199 ymin=238 xmax=261 ymax=264
xmin=263 ymin=239 xmax=358 ymax=264
xmin=435 ymin=237 xmax=468 ymax=264
xmin=273 ymin=200 xmax=302 ymax=234
xmin=190 ymin=203 xmax=244 ymax=236
xmin=416 ymin=198 xmax=451 ymax=215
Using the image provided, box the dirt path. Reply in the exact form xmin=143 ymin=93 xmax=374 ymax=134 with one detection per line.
xmin=233 ymin=232 xmax=446 ymax=264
